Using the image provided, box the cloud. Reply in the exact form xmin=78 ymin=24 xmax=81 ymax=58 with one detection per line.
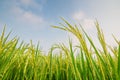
xmin=22 ymin=11 xmax=43 ymax=24
xmin=17 ymin=0 xmax=38 ymax=7
xmin=11 ymin=6 xmax=44 ymax=29
xmin=16 ymin=0 xmax=46 ymax=11
xmin=67 ymin=32 xmax=79 ymax=45
xmin=81 ymin=19 xmax=94 ymax=29
xmin=72 ymin=11 xmax=95 ymax=30
xmin=12 ymin=7 xmax=24 ymax=15
xmin=19 ymin=0 xmax=35 ymax=6
xmin=72 ymin=11 xmax=85 ymax=21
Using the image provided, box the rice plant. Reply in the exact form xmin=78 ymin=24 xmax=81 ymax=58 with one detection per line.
xmin=0 ymin=19 xmax=120 ymax=80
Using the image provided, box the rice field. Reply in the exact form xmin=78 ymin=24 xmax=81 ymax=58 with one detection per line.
xmin=0 ymin=19 xmax=120 ymax=80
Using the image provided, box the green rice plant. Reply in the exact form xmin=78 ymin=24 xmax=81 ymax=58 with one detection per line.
xmin=52 ymin=18 xmax=119 ymax=80
xmin=0 ymin=19 xmax=120 ymax=80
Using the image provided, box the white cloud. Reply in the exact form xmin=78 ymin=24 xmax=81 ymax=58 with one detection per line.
xmin=16 ymin=0 xmax=46 ymax=11
xmin=72 ymin=11 xmax=95 ymax=30
xmin=81 ymin=19 xmax=94 ymax=29
xmin=22 ymin=11 xmax=43 ymax=24
xmin=67 ymin=32 xmax=79 ymax=45
xmin=11 ymin=6 xmax=44 ymax=29
xmin=12 ymin=7 xmax=24 ymax=15
xmin=18 ymin=0 xmax=40 ymax=8
xmin=73 ymin=11 xmax=85 ymax=21
xmin=20 ymin=0 xmax=33 ymax=6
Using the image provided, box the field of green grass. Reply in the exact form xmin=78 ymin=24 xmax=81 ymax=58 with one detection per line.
xmin=0 ymin=19 xmax=120 ymax=80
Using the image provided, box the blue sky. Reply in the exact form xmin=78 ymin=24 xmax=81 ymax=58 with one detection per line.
xmin=0 ymin=0 xmax=120 ymax=52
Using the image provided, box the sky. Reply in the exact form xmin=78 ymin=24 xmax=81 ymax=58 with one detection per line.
xmin=0 ymin=0 xmax=120 ymax=52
